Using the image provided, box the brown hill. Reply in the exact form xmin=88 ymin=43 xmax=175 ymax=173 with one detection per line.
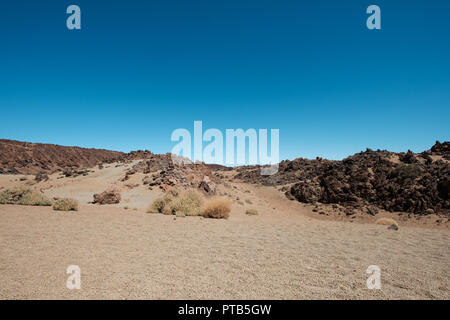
xmin=0 ymin=139 xmax=124 ymax=175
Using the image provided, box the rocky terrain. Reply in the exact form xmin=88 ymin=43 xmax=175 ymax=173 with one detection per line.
xmin=1 ymin=139 xmax=448 ymax=218
xmin=234 ymin=141 xmax=450 ymax=217
xmin=103 ymin=152 xmax=224 ymax=195
xmin=0 ymin=140 xmax=448 ymax=299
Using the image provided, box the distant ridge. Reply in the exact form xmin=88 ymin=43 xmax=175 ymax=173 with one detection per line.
xmin=0 ymin=139 xmax=124 ymax=174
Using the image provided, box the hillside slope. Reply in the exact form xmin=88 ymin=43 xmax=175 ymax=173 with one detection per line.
xmin=0 ymin=139 xmax=124 ymax=175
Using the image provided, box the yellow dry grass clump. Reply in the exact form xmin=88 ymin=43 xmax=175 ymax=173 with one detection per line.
xmin=148 ymin=189 xmax=231 ymax=219
xmin=0 ymin=187 xmax=52 ymax=206
xmin=147 ymin=188 xmax=203 ymax=216
xmin=172 ymin=190 xmax=203 ymax=216
xmin=53 ymin=198 xmax=79 ymax=211
xmin=202 ymin=197 xmax=231 ymax=219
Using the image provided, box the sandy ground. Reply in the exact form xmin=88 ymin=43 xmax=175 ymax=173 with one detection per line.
xmin=1 ymin=205 xmax=449 ymax=299
xmin=0 ymin=163 xmax=449 ymax=299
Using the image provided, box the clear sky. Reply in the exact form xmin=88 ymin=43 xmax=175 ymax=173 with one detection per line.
xmin=1 ymin=0 xmax=449 ymax=160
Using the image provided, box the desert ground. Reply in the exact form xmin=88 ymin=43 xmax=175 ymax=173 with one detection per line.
xmin=0 ymin=161 xmax=449 ymax=300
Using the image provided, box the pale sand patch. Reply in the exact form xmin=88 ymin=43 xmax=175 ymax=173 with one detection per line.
xmin=0 ymin=204 xmax=448 ymax=300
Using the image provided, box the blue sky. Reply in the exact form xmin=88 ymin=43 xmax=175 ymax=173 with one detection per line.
xmin=1 ymin=0 xmax=449 ymax=160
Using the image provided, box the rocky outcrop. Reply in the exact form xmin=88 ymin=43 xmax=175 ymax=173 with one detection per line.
xmin=236 ymin=141 xmax=450 ymax=216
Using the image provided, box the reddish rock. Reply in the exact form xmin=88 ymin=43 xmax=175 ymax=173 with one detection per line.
xmin=93 ymin=188 xmax=121 ymax=204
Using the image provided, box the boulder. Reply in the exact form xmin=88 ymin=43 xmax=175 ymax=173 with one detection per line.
xmin=93 ymin=188 xmax=121 ymax=204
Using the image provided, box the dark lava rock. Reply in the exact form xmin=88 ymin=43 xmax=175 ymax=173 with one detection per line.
xmin=388 ymin=224 xmax=399 ymax=231
xmin=234 ymin=141 xmax=450 ymax=217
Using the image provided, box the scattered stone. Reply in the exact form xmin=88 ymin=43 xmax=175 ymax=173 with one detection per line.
xmin=198 ymin=180 xmax=216 ymax=195
xmin=35 ymin=172 xmax=49 ymax=182
xmin=388 ymin=224 xmax=399 ymax=231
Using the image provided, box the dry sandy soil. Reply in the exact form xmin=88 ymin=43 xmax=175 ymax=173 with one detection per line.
xmin=0 ymin=162 xmax=449 ymax=299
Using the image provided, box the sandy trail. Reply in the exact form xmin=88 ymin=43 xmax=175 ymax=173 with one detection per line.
xmin=0 ymin=202 xmax=448 ymax=300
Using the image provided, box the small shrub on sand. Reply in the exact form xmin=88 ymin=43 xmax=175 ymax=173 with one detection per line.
xmin=245 ymin=209 xmax=258 ymax=215
xmin=146 ymin=188 xmax=178 ymax=214
xmin=237 ymin=200 xmax=244 ymax=206
xmin=0 ymin=188 xmax=52 ymax=206
xmin=53 ymin=198 xmax=78 ymax=211
xmin=375 ymin=217 xmax=398 ymax=227
xmin=202 ymin=197 xmax=231 ymax=219
xmin=172 ymin=190 xmax=203 ymax=216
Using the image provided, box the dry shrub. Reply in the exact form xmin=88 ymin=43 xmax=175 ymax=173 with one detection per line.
xmin=375 ymin=217 xmax=398 ymax=227
xmin=147 ymin=188 xmax=203 ymax=216
xmin=245 ymin=209 xmax=258 ymax=215
xmin=172 ymin=190 xmax=203 ymax=216
xmin=53 ymin=198 xmax=78 ymax=211
xmin=147 ymin=188 xmax=180 ymax=214
xmin=0 ymin=187 xmax=52 ymax=206
xmin=202 ymin=197 xmax=231 ymax=219
xmin=148 ymin=197 xmax=166 ymax=214
xmin=159 ymin=188 xmax=180 ymax=215
xmin=166 ymin=188 xmax=180 ymax=198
